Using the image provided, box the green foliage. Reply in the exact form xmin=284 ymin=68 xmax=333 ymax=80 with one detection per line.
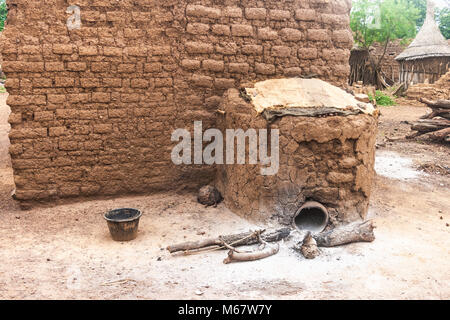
xmin=437 ymin=7 xmax=450 ymax=39
xmin=369 ymin=90 xmax=397 ymax=106
xmin=0 ymin=86 xmax=6 ymax=94
xmin=407 ymin=0 xmax=427 ymax=29
xmin=351 ymin=0 xmax=420 ymax=49
xmin=0 ymin=0 xmax=6 ymax=32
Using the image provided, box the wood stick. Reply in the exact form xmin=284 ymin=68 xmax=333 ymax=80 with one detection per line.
xmin=300 ymin=232 xmax=320 ymax=259
xmin=313 ymin=221 xmax=375 ymax=247
xmin=420 ymin=98 xmax=450 ymax=109
xmin=223 ymin=243 xmax=279 ymax=264
xmin=420 ymin=110 xmax=450 ymax=120
xmin=424 ymin=127 xmax=450 ymax=142
xmin=167 ymin=228 xmax=291 ymax=254
xmin=411 ymin=119 xmax=450 ymax=133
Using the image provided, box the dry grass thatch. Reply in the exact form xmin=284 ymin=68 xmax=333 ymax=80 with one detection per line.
xmin=396 ymin=1 xmax=450 ymax=61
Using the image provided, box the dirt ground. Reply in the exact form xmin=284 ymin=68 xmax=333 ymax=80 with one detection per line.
xmin=0 ymin=93 xmax=449 ymax=300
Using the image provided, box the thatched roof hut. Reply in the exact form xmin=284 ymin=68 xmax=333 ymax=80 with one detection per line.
xmin=396 ymin=0 xmax=450 ymax=87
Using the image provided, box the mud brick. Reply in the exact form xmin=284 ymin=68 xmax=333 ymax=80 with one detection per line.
xmin=154 ymin=78 xmax=173 ymax=88
xmin=34 ymin=111 xmax=54 ymax=121
xmin=103 ymin=47 xmax=123 ymax=56
xmin=117 ymin=64 xmax=136 ymax=73
xmin=150 ymin=46 xmax=171 ymax=56
xmin=103 ymin=78 xmax=122 ymax=87
xmin=55 ymin=77 xmax=75 ymax=87
xmin=272 ymin=46 xmax=291 ymax=57
xmin=92 ymin=92 xmax=111 ymax=103
xmin=280 ymin=28 xmax=303 ymax=41
xmin=80 ymin=78 xmax=100 ymax=88
xmin=67 ymin=62 xmax=87 ymax=71
xmin=269 ymin=10 xmax=291 ymax=20
xmin=49 ymin=127 xmax=67 ymax=137
xmin=67 ymin=93 xmax=90 ymax=103
xmin=8 ymin=113 xmax=22 ymax=124
xmin=186 ymin=5 xmax=221 ymax=19
xmin=131 ymin=79 xmax=150 ymax=88
xmin=258 ymin=28 xmax=278 ymax=40
xmin=45 ymin=62 xmax=65 ymax=71
xmin=223 ymin=7 xmax=242 ymax=18
xmin=202 ymin=60 xmax=224 ymax=72
xmin=191 ymin=74 xmax=213 ymax=88
xmin=79 ymin=110 xmax=99 ymax=120
xmin=91 ymin=62 xmax=111 ymax=73
xmin=187 ymin=23 xmax=210 ymax=35
xmin=211 ymin=25 xmax=230 ymax=36
xmin=79 ymin=46 xmax=98 ymax=56
xmin=94 ymin=124 xmax=113 ymax=134
xmin=229 ymin=63 xmax=250 ymax=74
xmin=2 ymin=62 xmax=44 ymax=73
xmin=215 ymin=78 xmax=235 ymax=89
xmin=255 ymin=63 xmax=276 ymax=75
xmin=52 ymin=44 xmax=73 ymax=54
xmin=307 ymin=29 xmax=329 ymax=41
xmin=245 ymin=8 xmax=267 ymax=20
xmin=144 ymin=63 xmax=163 ymax=73
xmin=232 ymin=24 xmax=254 ymax=37
xmin=298 ymin=47 xmax=318 ymax=59
xmin=333 ymin=30 xmax=353 ymax=44
xmin=295 ymin=9 xmax=316 ymax=21
xmin=186 ymin=42 xmax=214 ymax=54
xmin=242 ymin=45 xmax=263 ymax=55
xmin=56 ymin=109 xmax=78 ymax=119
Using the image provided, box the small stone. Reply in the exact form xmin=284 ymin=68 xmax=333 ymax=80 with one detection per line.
xmin=195 ymin=290 xmax=204 ymax=296
xmin=198 ymin=185 xmax=223 ymax=207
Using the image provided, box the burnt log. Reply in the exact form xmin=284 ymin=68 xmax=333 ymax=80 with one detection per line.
xmin=313 ymin=221 xmax=375 ymax=247
xmin=167 ymin=228 xmax=291 ymax=254
xmin=410 ymin=119 xmax=450 ymax=133
xmin=424 ymin=127 xmax=450 ymax=142
xmin=420 ymin=109 xmax=450 ymax=120
xmin=223 ymin=243 xmax=279 ymax=264
xmin=300 ymin=232 xmax=320 ymax=259
xmin=420 ymin=98 xmax=450 ymax=110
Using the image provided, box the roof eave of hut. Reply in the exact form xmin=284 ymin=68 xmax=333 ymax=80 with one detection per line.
xmin=395 ymin=0 xmax=450 ymax=61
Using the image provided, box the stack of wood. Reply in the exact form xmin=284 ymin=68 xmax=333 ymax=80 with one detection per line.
xmin=408 ymin=98 xmax=450 ymax=142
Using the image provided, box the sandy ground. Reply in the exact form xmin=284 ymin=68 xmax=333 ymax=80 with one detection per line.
xmin=0 ymin=93 xmax=449 ymax=300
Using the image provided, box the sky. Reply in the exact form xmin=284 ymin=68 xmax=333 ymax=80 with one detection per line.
xmin=432 ymin=0 xmax=449 ymax=8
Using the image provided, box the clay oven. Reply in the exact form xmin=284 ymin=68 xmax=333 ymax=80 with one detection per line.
xmin=216 ymin=79 xmax=378 ymax=226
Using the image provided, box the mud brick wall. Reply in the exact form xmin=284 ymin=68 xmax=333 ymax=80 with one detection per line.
xmin=1 ymin=0 xmax=353 ymax=203
xmin=216 ymin=89 xmax=377 ymax=225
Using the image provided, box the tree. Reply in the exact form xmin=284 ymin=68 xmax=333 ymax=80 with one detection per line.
xmin=350 ymin=0 xmax=420 ymax=87
xmin=351 ymin=0 xmax=419 ymax=50
xmin=437 ymin=7 xmax=450 ymax=39
xmin=407 ymin=0 xmax=427 ymax=30
xmin=0 ymin=0 xmax=6 ymax=32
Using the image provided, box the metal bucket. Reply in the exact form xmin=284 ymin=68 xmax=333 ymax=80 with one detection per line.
xmin=104 ymin=208 xmax=142 ymax=241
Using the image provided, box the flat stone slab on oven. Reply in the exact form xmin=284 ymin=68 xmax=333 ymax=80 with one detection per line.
xmin=245 ymin=78 xmax=377 ymax=118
